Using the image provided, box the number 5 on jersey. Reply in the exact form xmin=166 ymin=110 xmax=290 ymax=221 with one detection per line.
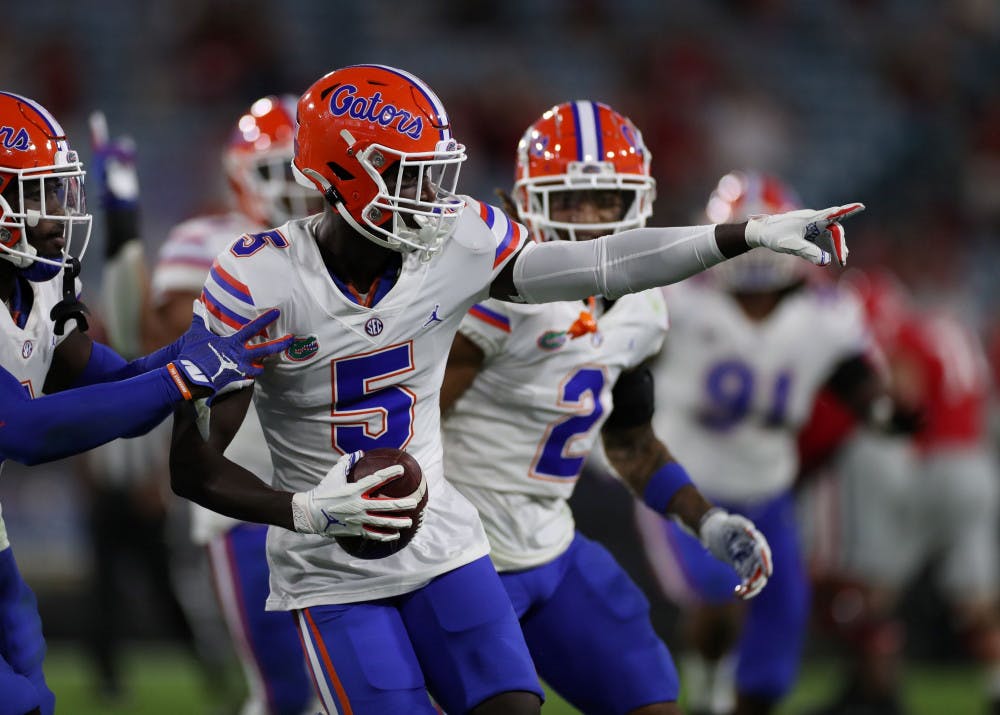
xmin=330 ymin=342 xmax=416 ymax=453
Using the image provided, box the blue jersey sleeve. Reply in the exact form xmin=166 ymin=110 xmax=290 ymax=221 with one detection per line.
xmin=0 ymin=364 xmax=180 ymax=466
xmin=72 ymin=340 xmax=183 ymax=387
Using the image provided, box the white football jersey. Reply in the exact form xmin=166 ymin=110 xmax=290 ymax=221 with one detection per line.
xmin=442 ymin=291 xmax=668 ymax=571
xmin=0 ymin=275 xmax=77 ymax=399
xmin=195 ymin=199 xmax=528 ymax=608
xmin=152 ymin=212 xmax=275 ymax=544
xmin=650 ymin=279 xmax=870 ymax=503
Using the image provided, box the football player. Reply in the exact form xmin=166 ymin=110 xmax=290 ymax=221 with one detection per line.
xmin=437 ymin=100 xmax=773 ymax=715
xmin=168 ymin=65 xmax=864 ymax=715
xmin=799 ymin=269 xmax=1000 ymax=715
xmin=0 ymin=92 xmax=290 ymax=715
xmin=90 ymin=97 xmax=323 ymax=714
xmin=634 ymin=171 xmax=890 ymax=715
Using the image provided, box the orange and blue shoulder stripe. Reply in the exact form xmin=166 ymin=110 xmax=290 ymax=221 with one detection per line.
xmin=201 ymin=258 xmax=254 ymax=330
xmin=476 ymin=201 xmax=526 ymax=269
xmin=468 ymin=303 xmax=510 ymax=332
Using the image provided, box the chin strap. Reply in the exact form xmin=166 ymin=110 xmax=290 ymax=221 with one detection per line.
xmin=50 ymin=256 xmax=89 ymax=335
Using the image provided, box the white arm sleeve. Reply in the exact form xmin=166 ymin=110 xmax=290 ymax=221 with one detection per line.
xmin=511 ymin=225 xmax=725 ymax=303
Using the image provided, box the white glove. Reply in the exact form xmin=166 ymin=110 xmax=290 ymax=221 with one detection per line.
xmin=699 ymin=508 xmax=773 ymax=600
xmin=745 ymin=203 xmax=864 ymax=267
xmin=290 ymin=451 xmax=419 ymax=541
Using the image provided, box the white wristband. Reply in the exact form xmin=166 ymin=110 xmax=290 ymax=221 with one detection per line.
xmin=290 ymin=492 xmax=314 ymax=534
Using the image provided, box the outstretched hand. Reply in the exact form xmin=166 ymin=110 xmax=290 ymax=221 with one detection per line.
xmin=745 ymin=203 xmax=865 ymax=267
xmin=172 ymin=308 xmax=292 ymax=397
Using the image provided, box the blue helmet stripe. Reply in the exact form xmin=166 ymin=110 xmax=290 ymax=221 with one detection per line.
xmin=0 ymin=92 xmax=65 ymax=139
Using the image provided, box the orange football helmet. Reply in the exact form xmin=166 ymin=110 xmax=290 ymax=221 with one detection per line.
xmin=704 ymin=170 xmax=801 ymax=224
xmin=707 ymin=170 xmax=808 ymax=292
xmin=0 ymin=92 xmax=91 ymax=275
xmin=292 ymin=64 xmax=466 ymax=258
xmin=224 ymin=95 xmax=323 ymax=227
xmin=513 ymin=100 xmax=655 ymax=242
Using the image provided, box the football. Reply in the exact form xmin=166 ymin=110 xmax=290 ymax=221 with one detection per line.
xmin=335 ymin=448 xmax=428 ymax=560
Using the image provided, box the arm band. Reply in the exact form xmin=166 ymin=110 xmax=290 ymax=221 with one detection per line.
xmin=0 ymin=366 xmax=180 ymax=466
xmin=72 ymin=339 xmax=182 ymax=387
xmin=643 ymin=461 xmax=693 ymax=514
xmin=604 ymin=367 xmax=655 ymax=431
xmin=512 ymin=225 xmax=724 ymax=303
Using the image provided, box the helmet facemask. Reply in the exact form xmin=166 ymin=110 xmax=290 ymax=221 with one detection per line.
xmin=308 ymin=136 xmax=466 ymax=260
xmin=0 ymin=150 xmax=92 ymax=281
xmin=515 ymin=161 xmax=655 ymax=243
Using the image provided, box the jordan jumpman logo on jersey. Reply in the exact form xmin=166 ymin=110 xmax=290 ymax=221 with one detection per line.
xmin=423 ymin=304 xmax=444 ymax=328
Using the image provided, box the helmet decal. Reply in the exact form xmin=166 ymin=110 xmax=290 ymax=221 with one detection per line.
xmin=329 ymin=85 xmax=425 ymax=140
xmin=620 ymin=123 xmax=642 ymax=156
xmin=349 ymin=64 xmax=451 ymax=139
xmin=0 ymin=127 xmax=30 ymax=151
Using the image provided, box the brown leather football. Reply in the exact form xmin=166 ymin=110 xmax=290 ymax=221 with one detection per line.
xmin=334 ymin=448 xmax=428 ymax=559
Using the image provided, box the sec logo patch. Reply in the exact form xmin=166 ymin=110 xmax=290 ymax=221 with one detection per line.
xmin=21 ymin=340 xmax=33 ymax=358
xmin=365 ymin=317 xmax=384 ymax=336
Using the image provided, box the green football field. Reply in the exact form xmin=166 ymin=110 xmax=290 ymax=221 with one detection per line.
xmin=42 ymin=642 xmax=983 ymax=714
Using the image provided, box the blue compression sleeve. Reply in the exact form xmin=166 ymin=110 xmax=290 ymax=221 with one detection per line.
xmin=0 ymin=365 xmax=181 ymax=465
xmin=72 ymin=340 xmax=182 ymax=387
xmin=0 ymin=547 xmax=49 ymax=690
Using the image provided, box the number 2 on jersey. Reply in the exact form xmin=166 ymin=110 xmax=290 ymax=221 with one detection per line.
xmin=330 ymin=342 xmax=415 ymax=453
xmin=530 ymin=366 xmax=607 ymax=481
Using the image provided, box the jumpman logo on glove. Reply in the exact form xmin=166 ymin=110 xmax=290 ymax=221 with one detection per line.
xmin=171 ymin=308 xmax=293 ymax=398
xmin=208 ymin=343 xmax=243 ymax=381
